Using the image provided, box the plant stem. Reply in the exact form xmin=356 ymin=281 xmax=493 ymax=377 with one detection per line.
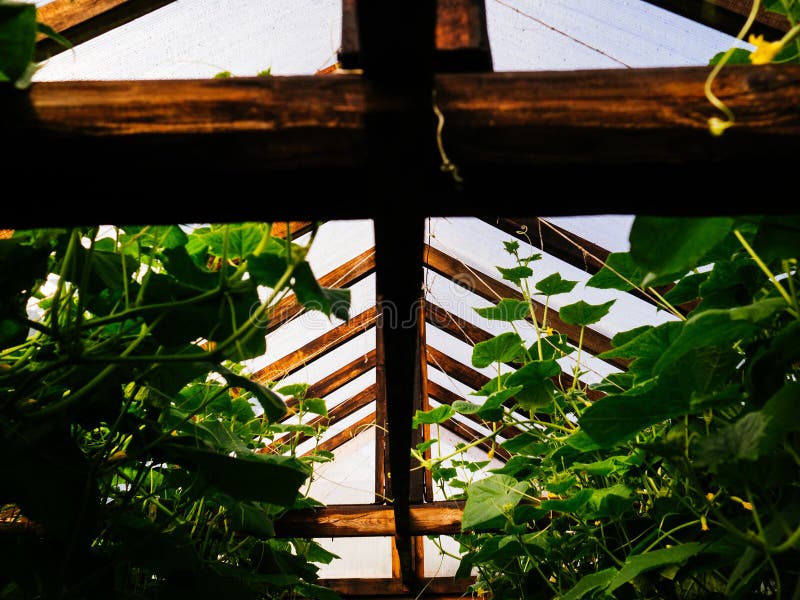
xmin=733 ymin=229 xmax=796 ymax=314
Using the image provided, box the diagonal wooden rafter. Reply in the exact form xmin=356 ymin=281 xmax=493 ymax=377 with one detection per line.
xmin=423 ymin=244 xmax=627 ymax=369
xmin=251 ymin=307 xmax=377 ymax=384
xmin=309 ymin=411 xmax=376 ymax=456
xmin=424 ymin=302 xmax=606 ymax=400
xmin=428 ymin=380 xmax=521 ymax=443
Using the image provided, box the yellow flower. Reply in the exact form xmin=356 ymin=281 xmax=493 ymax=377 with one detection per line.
xmin=749 ymin=34 xmax=783 ymax=65
xmin=706 ymin=492 xmax=715 ymax=502
xmin=545 ymin=327 xmax=554 ymax=336
xmin=700 ymin=515 xmax=710 ymax=531
xmin=741 ymin=501 xmax=753 ymax=511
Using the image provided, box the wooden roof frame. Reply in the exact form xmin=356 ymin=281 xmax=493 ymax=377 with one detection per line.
xmin=5 ymin=0 xmax=800 ymax=596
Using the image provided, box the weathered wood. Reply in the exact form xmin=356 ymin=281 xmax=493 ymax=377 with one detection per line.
xmin=423 ymin=244 xmax=624 ymax=368
xmin=424 ymin=302 xmax=605 ymax=401
xmin=318 ymin=577 xmax=473 ymax=598
xmin=283 ymin=349 xmax=376 ymax=413
xmin=641 ymin=0 xmax=789 ymax=37
xmin=268 ymin=384 xmax=376 ymax=452
xmin=426 ymin=345 xmax=488 ymax=395
xmin=706 ymin=0 xmax=790 ymax=32
xmin=265 ymin=247 xmax=375 ymax=334
xmin=274 ymin=501 xmax=465 ymax=537
xmin=375 ymin=307 xmax=388 ymax=503
xmin=36 ymin=0 xmax=177 ymax=59
xmin=251 ymin=308 xmax=377 ymax=383
xmin=340 ymin=0 xmax=491 ymax=71
xmin=309 ymin=411 xmax=376 ymax=456
xmin=270 ymin=221 xmax=314 ymax=240
xmin=418 ymin=300 xmax=434 ymax=503
xmin=5 ymin=67 xmax=800 ymax=216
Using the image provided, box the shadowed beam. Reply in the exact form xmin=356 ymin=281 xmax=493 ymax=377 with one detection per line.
xmin=318 ymin=577 xmax=473 ymax=598
xmin=274 ymin=501 xmax=465 ymax=537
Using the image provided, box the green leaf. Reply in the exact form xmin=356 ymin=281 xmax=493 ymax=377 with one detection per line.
xmin=663 ymin=272 xmax=707 ymax=306
xmin=292 ymin=261 xmax=351 ymax=321
xmin=572 ymin=455 xmax=635 ymax=477
xmin=709 ymin=47 xmax=752 ymax=66
xmin=505 ymin=359 xmax=560 ymax=410
xmin=503 ymin=240 xmax=520 ymax=254
xmin=214 ymin=70 xmax=232 ymax=78
xmin=540 ymin=488 xmax=593 ymax=512
xmin=583 ymin=483 xmax=635 ymax=519
xmin=562 ymin=568 xmax=618 ymax=600
xmin=247 ymin=252 xmax=287 ymax=288
xmin=472 ymin=332 xmax=524 ymax=368
xmin=474 ymin=298 xmax=530 ymax=322
xmin=654 ymin=298 xmax=787 ymax=373
xmin=559 ymin=299 xmax=615 ymax=327
xmin=601 ymin=321 xmax=682 ymax=382
xmin=752 ymin=215 xmax=800 ymax=263
xmin=607 ymin=543 xmax=705 ymax=592
xmin=220 ymin=498 xmax=275 ymax=537
xmin=0 ymin=2 xmax=36 ymax=86
xmin=629 ymin=217 xmax=734 ymax=282
xmin=412 ymin=404 xmax=454 ymax=427
xmin=36 ymin=22 xmax=71 ymax=48
xmin=453 ymin=400 xmax=482 ymax=415
xmin=276 ymin=383 xmax=309 ymax=398
xmin=294 ymin=582 xmax=341 ymax=600
xmin=211 ymin=363 xmax=287 ymax=423
xmin=535 ymin=272 xmax=578 ymax=296
xmin=500 ymin=432 xmax=547 ymax=455
xmin=496 ymin=265 xmax=532 ymax=285
xmin=301 ymin=397 xmax=328 ymax=417
xmin=477 ymin=386 xmax=523 ymax=421
xmin=159 ymin=444 xmax=310 ymax=506
xmin=538 ymin=333 xmax=573 ymax=360
xmin=587 ymin=252 xmax=648 ymax=291
xmin=123 ymin=225 xmax=188 ymax=250
xmin=461 ymin=474 xmax=528 ymax=530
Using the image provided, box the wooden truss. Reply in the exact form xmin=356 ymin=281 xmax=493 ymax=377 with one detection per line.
xmin=3 ymin=0 xmax=800 ymax=597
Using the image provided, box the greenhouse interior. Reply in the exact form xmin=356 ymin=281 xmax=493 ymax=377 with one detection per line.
xmin=2 ymin=0 xmax=800 ymax=598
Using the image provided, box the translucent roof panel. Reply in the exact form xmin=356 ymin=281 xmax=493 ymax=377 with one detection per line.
xmin=32 ymin=0 xmax=751 ymax=80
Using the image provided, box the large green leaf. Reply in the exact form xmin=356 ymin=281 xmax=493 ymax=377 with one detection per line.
xmin=607 ymin=543 xmax=705 ymax=592
xmin=159 ymin=444 xmax=310 ymax=506
xmin=292 ymin=261 xmax=351 ymax=321
xmin=122 ymin=225 xmax=188 ymax=250
xmin=559 ymin=300 xmax=615 ymax=327
xmin=505 ymin=359 xmax=560 ymax=410
xmin=461 ymin=475 xmax=528 ymax=531
xmin=535 ymin=272 xmax=578 ymax=296
xmin=751 ymin=215 xmax=800 ymax=263
xmin=472 ymin=332 xmax=524 ymax=368
xmin=562 ymin=568 xmax=618 ymax=600
xmin=0 ymin=2 xmax=35 ymax=86
xmin=583 ymin=483 xmax=635 ymax=519
xmin=247 ymin=252 xmax=288 ymax=288
xmin=200 ymin=223 xmax=266 ymax=259
xmin=477 ymin=386 xmax=523 ymax=421
xmin=628 ymin=217 xmax=734 ymax=282
xmin=539 ymin=488 xmax=593 ymax=512
xmin=211 ymin=363 xmax=287 ymax=423
xmin=600 ymin=321 xmax=682 ymax=382
xmin=219 ymin=496 xmax=275 ymax=538
xmin=474 ymin=298 xmax=530 ymax=322
xmin=501 ymin=431 xmax=547 ymax=455
xmin=586 ymin=252 xmax=649 ymax=291
xmin=653 ymin=298 xmax=787 ymax=373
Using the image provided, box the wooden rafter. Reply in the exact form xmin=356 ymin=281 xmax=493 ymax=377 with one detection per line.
xmin=424 ymin=302 xmax=605 ymax=402
xmin=438 ymin=413 xmax=512 ymax=461
xmin=318 ymin=577 xmax=473 ymax=598
xmin=265 ymin=247 xmax=375 ymax=334
xmin=274 ymin=501 xmax=465 ymax=537
xmin=423 ymin=244 xmax=625 ymax=368
xmin=310 ymin=411 xmax=376 ymax=456
xmin=251 ymin=307 xmax=377 ymax=383
xmin=427 ymin=380 xmax=522 ymax=442
xmin=5 ymin=67 xmax=800 ymax=212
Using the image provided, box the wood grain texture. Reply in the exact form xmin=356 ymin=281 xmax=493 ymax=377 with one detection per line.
xmin=37 ymin=0 xmax=130 ymax=34
xmin=423 ymin=244 xmax=623 ymax=367
xmin=311 ymin=411 xmax=376 ymax=456
xmin=251 ymin=308 xmax=377 ymax=383
xmin=318 ymin=577 xmax=472 ymax=597
xmin=707 ymin=0 xmax=790 ymax=32
xmin=274 ymin=501 xmax=466 ymax=537
xmin=6 ymin=67 xmax=800 ymax=220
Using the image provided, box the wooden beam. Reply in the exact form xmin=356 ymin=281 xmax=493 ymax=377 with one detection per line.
xmin=6 ymin=67 xmax=800 ymax=217
xmin=418 ymin=299 xmax=433 ymax=503
xmin=641 ymin=0 xmax=789 ymax=37
xmin=36 ymin=0 xmax=177 ymax=59
xmin=423 ymin=244 xmax=624 ymax=368
xmin=318 ymin=577 xmax=473 ymax=598
xmin=374 ymin=216 xmax=426 ymax=590
xmin=270 ymin=221 xmax=315 ymax=240
xmin=375 ymin=306 xmax=388 ymax=503
xmin=267 ymin=384 xmax=376 ymax=452
xmin=283 ymin=349 xmax=376 ymax=413
xmin=340 ymin=0 xmax=492 ymax=72
xmin=308 ymin=411 xmax=375 ymax=456
xmin=426 ymin=345 xmax=488 ymax=394
xmin=251 ymin=307 xmax=377 ymax=383
xmin=706 ymin=0 xmax=790 ymax=31
xmin=265 ymin=247 xmax=375 ymax=334
xmin=487 ymin=217 xmax=697 ymax=315
xmin=274 ymin=501 xmax=465 ymax=537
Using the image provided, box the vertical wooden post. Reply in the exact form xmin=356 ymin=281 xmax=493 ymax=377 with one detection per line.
xmin=375 ymin=302 xmax=388 ymax=504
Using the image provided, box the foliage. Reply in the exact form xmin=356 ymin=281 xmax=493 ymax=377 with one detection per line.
xmin=418 ymin=216 xmax=800 ymax=599
xmin=0 ymin=224 xmax=349 ymax=599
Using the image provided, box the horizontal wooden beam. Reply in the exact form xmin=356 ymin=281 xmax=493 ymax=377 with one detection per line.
xmin=423 ymin=245 xmax=624 ymax=368
xmin=318 ymin=577 xmax=473 ymax=598
xmin=274 ymin=501 xmax=465 ymax=537
xmin=4 ymin=67 xmax=800 ymax=221
xmin=252 ymin=307 xmax=377 ymax=383
xmin=266 ymin=247 xmax=375 ymax=334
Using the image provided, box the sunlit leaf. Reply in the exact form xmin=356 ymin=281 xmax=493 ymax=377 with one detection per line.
xmin=472 ymin=332 xmax=524 ymax=368
xmin=462 ymin=475 xmax=528 ymax=531
xmin=559 ymin=299 xmax=615 ymax=327
xmin=535 ymin=272 xmax=578 ymax=296
xmin=474 ymin=298 xmax=530 ymax=322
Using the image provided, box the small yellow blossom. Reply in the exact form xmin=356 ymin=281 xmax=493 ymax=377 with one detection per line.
xmin=700 ymin=515 xmax=709 ymax=531
xmin=545 ymin=327 xmax=554 ymax=336
xmin=741 ymin=501 xmax=753 ymax=511
xmin=594 ymin=520 xmax=601 ymax=526
xmin=107 ymin=450 xmax=127 ymax=463
xmin=487 ymin=446 xmax=495 ymax=460
xmin=706 ymin=492 xmax=715 ymax=502
xmin=749 ymin=34 xmax=783 ymax=65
